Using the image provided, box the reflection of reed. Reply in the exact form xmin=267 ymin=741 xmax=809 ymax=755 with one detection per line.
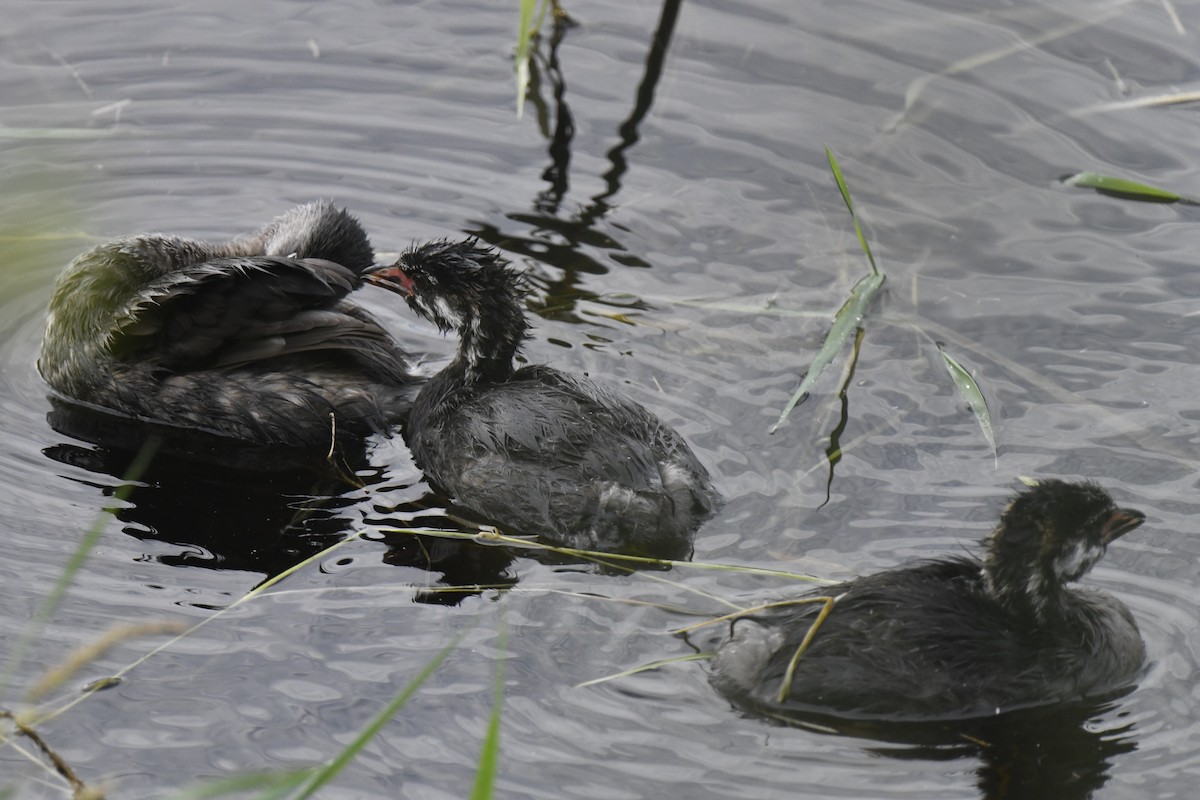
xmin=471 ymin=0 xmax=683 ymax=321
xmin=590 ymin=0 xmax=683 ymax=219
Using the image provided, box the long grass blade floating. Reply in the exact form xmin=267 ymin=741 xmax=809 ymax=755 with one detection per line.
xmin=1064 ymin=171 xmax=1193 ymax=204
xmin=938 ymin=345 xmax=996 ymax=460
xmin=770 ymin=272 xmax=884 ymax=433
xmin=771 ymin=149 xmax=885 ymax=433
xmin=575 ymin=653 xmax=713 ymax=688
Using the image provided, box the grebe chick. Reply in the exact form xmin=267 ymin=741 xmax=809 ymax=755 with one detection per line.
xmin=39 ymin=202 xmax=416 ymax=451
xmin=367 ymin=240 xmax=718 ymax=556
xmin=712 ymin=480 xmax=1147 ymax=722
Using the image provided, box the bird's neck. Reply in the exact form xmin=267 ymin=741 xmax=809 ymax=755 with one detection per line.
xmin=982 ymin=557 xmax=1065 ymax=621
xmin=447 ymin=302 xmax=527 ymax=385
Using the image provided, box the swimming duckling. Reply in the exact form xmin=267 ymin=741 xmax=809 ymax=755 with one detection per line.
xmin=367 ymin=240 xmax=718 ymax=556
xmin=712 ymin=480 xmax=1147 ymax=722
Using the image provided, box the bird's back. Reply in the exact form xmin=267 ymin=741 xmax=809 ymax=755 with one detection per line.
xmin=715 ymin=557 xmax=1145 ymax=722
xmin=407 ymin=364 xmax=717 ymax=555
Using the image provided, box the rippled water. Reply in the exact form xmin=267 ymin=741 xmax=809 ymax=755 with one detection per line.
xmin=3 ymin=0 xmax=1200 ymax=797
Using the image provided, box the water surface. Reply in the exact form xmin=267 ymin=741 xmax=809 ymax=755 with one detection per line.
xmin=2 ymin=0 xmax=1199 ymax=797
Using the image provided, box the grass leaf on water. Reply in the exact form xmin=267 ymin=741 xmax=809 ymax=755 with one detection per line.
xmin=938 ymin=345 xmax=996 ymax=459
xmin=770 ymin=272 xmax=884 ymax=434
xmin=771 ymin=149 xmax=885 ymax=433
xmin=575 ymin=653 xmax=713 ymax=688
xmin=1064 ymin=171 xmax=1193 ymax=204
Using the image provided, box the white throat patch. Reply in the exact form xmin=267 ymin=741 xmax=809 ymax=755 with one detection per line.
xmin=1051 ymin=540 xmax=1106 ymax=582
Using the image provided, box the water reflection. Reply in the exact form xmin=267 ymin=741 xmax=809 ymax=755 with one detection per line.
xmin=44 ymin=397 xmax=363 ymax=577
xmin=468 ymin=0 xmax=680 ymax=319
xmin=41 ymin=397 xmax=522 ymax=599
xmin=786 ymin=700 xmax=1137 ymax=800
xmin=44 ymin=394 xmax=688 ymax=600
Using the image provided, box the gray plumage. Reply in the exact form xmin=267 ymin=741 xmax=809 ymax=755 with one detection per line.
xmin=39 ymin=201 xmax=416 ymax=450
xmin=369 ymin=240 xmax=719 ymax=556
xmin=713 ymin=480 xmax=1147 ymax=722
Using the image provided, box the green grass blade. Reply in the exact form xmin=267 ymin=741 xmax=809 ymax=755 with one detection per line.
xmin=771 ymin=149 xmax=885 ymax=433
xmin=1064 ymin=171 xmax=1188 ymax=204
xmin=770 ymin=271 xmax=885 ymax=433
xmin=826 ymin=147 xmax=879 ymax=276
xmin=514 ymin=0 xmax=540 ymax=117
xmin=938 ymin=346 xmax=996 ymax=458
xmin=291 ymin=627 xmax=471 ymax=799
xmin=470 ymin=621 xmax=507 ymax=800
xmin=0 ymin=437 xmax=159 ymax=697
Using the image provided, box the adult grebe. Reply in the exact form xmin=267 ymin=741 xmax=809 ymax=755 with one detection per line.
xmin=39 ymin=201 xmax=416 ymax=451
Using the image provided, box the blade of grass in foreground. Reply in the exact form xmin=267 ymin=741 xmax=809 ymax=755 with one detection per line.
xmin=0 ymin=437 xmax=159 ymax=697
xmin=938 ymin=346 xmax=996 ymax=459
xmin=291 ymin=627 xmax=472 ymax=800
xmin=771 ymin=149 xmax=885 ymax=433
xmin=469 ymin=620 xmax=507 ymax=800
xmin=1064 ymin=171 xmax=1195 ymax=204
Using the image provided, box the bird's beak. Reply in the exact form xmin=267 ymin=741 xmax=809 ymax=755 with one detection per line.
xmin=364 ymin=263 xmax=416 ymax=296
xmin=1100 ymin=508 xmax=1146 ymax=543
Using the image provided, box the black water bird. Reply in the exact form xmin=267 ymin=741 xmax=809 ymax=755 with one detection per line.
xmin=39 ymin=202 xmax=416 ymax=451
xmin=712 ymin=480 xmax=1147 ymax=722
xmin=367 ymin=240 xmax=718 ymax=556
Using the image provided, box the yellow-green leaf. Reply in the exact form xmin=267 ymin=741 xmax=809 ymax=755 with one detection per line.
xmin=1064 ymin=171 xmax=1188 ymax=204
xmin=939 ymin=347 xmax=996 ymax=457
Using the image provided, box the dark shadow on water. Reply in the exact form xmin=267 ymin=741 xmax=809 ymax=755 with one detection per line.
xmin=43 ymin=397 xmax=521 ymax=604
xmin=45 ymin=396 xmax=368 ymax=577
xmin=771 ymin=698 xmax=1138 ymax=800
xmin=44 ymin=398 xmax=685 ymax=603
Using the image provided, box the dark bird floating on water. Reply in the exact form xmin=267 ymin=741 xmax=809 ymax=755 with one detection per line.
xmin=39 ymin=202 xmax=416 ymax=452
xmin=712 ymin=480 xmax=1147 ymax=723
xmin=367 ymin=240 xmax=719 ymax=557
